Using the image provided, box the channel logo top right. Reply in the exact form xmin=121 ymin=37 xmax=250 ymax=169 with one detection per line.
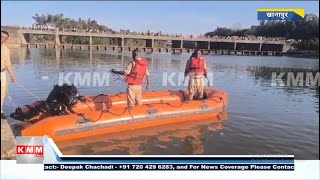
xmin=258 ymin=8 xmax=304 ymax=21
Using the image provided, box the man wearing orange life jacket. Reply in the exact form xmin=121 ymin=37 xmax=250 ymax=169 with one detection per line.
xmin=184 ymin=49 xmax=208 ymax=101
xmin=112 ymin=49 xmax=151 ymax=107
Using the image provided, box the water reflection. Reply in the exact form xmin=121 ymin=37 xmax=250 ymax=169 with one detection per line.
xmin=9 ymin=47 xmax=30 ymax=64
xmin=55 ymin=48 xmax=61 ymax=61
xmin=56 ymin=111 xmax=227 ymax=155
xmin=247 ymin=66 xmax=319 ymax=113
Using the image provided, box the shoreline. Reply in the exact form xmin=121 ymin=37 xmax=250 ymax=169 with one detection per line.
xmin=1 ymin=119 xmax=16 ymax=160
xmin=5 ymin=42 xmax=319 ymax=59
xmin=285 ymin=51 xmax=319 ymax=59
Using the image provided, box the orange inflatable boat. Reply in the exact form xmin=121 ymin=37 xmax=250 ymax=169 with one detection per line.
xmin=10 ymin=84 xmax=228 ymax=142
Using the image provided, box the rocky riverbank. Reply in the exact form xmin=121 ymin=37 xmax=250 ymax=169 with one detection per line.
xmin=1 ymin=119 xmax=16 ymax=160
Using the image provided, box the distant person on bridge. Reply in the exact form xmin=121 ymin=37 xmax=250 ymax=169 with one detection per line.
xmin=184 ymin=49 xmax=208 ymax=101
xmin=111 ymin=49 xmax=151 ymax=108
xmin=1 ymin=31 xmax=16 ymax=119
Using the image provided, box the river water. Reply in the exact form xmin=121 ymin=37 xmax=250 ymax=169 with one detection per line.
xmin=4 ymin=48 xmax=319 ymax=159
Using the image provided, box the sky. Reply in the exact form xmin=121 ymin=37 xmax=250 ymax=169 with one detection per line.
xmin=1 ymin=1 xmax=319 ymax=35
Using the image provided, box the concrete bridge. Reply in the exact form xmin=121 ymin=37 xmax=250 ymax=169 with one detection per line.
xmin=18 ymin=29 xmax=286 ymax=56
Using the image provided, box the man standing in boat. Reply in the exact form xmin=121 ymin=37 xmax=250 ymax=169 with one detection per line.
xmin=184 ymin=49 xmax=208 ymax=101
xmin=111 ymin=49 xmax=151 ymax=107
xmin=1 ymin=31 xmax=16 ymax=119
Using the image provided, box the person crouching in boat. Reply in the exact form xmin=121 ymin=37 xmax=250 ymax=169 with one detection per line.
xmin=111 ymin=49 xmax=151 ymax=108
xmin=184 ymin=49 xmax=208 ymax=101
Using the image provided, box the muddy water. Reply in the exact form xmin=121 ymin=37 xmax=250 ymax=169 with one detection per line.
xmin=5 ymin=48 xmax=319 ymax=159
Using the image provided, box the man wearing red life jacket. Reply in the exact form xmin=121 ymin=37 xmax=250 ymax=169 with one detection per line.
xmin=112 ymin=49 xmax=151 ymax=107
xmin=184 ymin=49 xmax=208 ymax=101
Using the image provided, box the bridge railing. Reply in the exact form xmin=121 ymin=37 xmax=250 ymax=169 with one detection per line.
xmin=20 ymin=29 xmax=286 ymax=44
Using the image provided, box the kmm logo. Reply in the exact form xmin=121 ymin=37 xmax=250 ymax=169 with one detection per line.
xmin=258 ymin=8 xmax=304 ymax=21
xmin=16 ymin=145 xmax=44 ymax=157
xmin=16 ymin=137 xmax=44 ymax=164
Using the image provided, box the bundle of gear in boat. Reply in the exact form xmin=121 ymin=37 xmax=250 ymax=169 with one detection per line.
xmin=10 ymin=84 xmax=81 ymax=121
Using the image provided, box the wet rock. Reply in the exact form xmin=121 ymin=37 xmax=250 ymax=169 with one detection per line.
xmin=1 ymin=119 xmax=16 ymax=160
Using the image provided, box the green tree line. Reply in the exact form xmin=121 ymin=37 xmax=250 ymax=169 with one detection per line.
xmin=31 ymin=13 xmax=165 ymax=46
xmin=32 ymin=13 xmax=114 ymax=33
xmin=32 ymin=13 xmax=117 ymax=45
xmin=205 ymin=14 xmax=319 ymax=51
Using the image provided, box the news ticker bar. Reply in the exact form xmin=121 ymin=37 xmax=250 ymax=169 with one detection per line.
xmin=44 ymin=164 xmax=295 ymax=171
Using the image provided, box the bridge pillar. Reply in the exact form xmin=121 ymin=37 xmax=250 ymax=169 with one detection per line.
xmin=18 ymin=29 xmax=28 ymax=45
xmin=55 ymin=30 xmax=60 ymax=47
xmin=259 ymin=43 xmax=262 ymax=51
xmin=234 ymin=42 xmax=237 ymax=51
xmin=208 ymin=41 xmax=211 ymax=50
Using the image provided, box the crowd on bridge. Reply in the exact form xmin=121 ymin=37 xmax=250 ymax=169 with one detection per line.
xmin=22 ymin=26 xmax=285 ymax=42
xmin=208 ymin=35 xmax=285 ymax=41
